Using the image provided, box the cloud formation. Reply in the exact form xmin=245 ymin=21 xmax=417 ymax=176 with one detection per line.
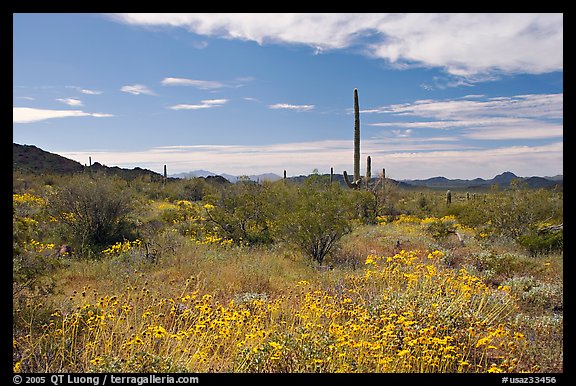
xmin=161 ymin=76 xmax=253 ymax=89
xmin=169 ymin=99 xmax=228 ymax=110
xmin=56 ymin=98 xmax=83 ymax=107
xmin=110 ymin=13 xmax=563 ymax=78
xmin=268 ymin=103 xmax=314 ymax=111
xmin=67 ymin=86 xmax=103 ymax=95
xmin=80 ymin=88 xmax=103 ymax=95
xmin=161 ymin=77 xmax=226 ymax=90
xmin=366 ymin=93 xmax=563 ymax=141
xmin=120 ymin=84 xmax=156 ymax=95
xmin=13 ymin=107 xmax=114 ymax=123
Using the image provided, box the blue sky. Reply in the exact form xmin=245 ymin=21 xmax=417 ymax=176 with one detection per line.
xmin=13 ymin=13 xmax=563 ymax=179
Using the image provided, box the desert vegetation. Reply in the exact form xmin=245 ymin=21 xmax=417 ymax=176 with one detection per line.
xmin=13 ymin=168 xmax=562 ymax=373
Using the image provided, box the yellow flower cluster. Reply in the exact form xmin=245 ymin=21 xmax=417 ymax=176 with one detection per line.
xmin=26 ymin=239 xmax=56 ymax=253
xmin=102 ymin=240 xmax=142 ymax=256
xmin=192 ymin=233 xmax=234 ymax=247
xmin=15 ymin=249 xmax=528 ymax=373
xmin=393 ymin=214 xmax=422 ymax=224
xmin=13 ymin=193 xmax=47 ymax=207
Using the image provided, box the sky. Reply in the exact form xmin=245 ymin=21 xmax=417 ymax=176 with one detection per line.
xmin=13 ymin=13 xmax=563 ymax=180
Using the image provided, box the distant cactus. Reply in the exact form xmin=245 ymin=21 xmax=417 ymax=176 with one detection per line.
xmin=330 ymin=167 xmax=334 ymax=184
xmin=446 ymin=190 xmax=452 ymax=206
xmin=382 ymin=168 xmax=386 ymax=196
xmin=284 ymin=170 xmax=287 ymax=180
xmin=344 ymin=88 xmax=362 ymax=189
xmin=366 ymin=156 xmax=371 ymax=188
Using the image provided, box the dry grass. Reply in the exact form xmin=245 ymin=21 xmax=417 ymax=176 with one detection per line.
xmin=13 ymin=213 xmax=563 ymax=373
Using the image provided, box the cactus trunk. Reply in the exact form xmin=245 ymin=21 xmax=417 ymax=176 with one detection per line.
xmin=344 ymin=88 xmax=362 ymax=189
xmin=366 ymin=156 xmax=371 ymax=188
xmin=353 ymin=88 xmax=360 ymax=182
xmin=382 ymin=168 xmax=386 ymax=196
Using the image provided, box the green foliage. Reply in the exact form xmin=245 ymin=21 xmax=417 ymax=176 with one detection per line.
xmin=49 ymin=174 xmax=137 ymax=256
xmin=474 ymin=251 xmax=539 ymax=280
xmin=203 ymin=181 xmax=277 ymax=245
xmin=421 ymin=215 xmax=458 ymax=240
xmin=517 ymin=229 xmax=563 ymax=256
xmin=278 ymin=181 xmax=356 ymax=264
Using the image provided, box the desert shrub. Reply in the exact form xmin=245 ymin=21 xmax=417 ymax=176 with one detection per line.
xmin=278 ymin=180 xmax=356 ymax=264
xmin=13 ymin=238 xmax=64 ymax=339
xmin=13 ymin=192 xmax=63 ymax=304
xmin=517 ymin=228 xmax=563 ymax=256
xmin=49 ymin=174 xmax=137 ymax=257
xmin=421 ymin=215 xmax=458 ymax=240
xmin=202 ymin=181 xmax=278 ymax=246
xmin=503 ymin=276 xmax=563 ymax=313
xmin=460 ymin=183 xmax=562 ymax=240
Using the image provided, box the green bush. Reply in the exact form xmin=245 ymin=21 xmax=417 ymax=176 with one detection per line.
xmin=278 ymin=180 xmax=356 ymax=264
xmin=517 ymin=230 xmax=563 ymax=256
xmin=49 ymin=174 xmax=137 ymax=256
xmin=202 ymin=181 xmax=277 ymax=245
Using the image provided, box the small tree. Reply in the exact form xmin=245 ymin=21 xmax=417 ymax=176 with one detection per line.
xmin=50 ymin=174 xmax=136 ymax=256
xmin=279 ymin=181 xmax=355 ymax=264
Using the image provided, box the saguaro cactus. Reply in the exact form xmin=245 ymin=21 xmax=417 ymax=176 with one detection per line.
xmin=365 ymin=156 xmax=371 ymax=188
xmin=344 ymin=88 xmax=362 ymax=189
xmin=446 ymin=190 xmax=452 ymax=206
xmin=382 ymin=168 xmax=386 ymax=196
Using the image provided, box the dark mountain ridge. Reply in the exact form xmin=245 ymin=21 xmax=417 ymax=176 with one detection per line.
xmin=13 ymin=143 xmax=164 ymax=181
xmin=404 ymin=171 xmax=562 ymax=190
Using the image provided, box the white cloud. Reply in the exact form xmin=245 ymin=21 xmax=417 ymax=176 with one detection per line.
xmin=161 ymin=77 xmax=226 ymax=89
xmin=369 ymin=94 xmax=564 ymax=120
xmin=366 ymin=93 xmax=563 ymax=140
xmin=13 ymin=107 xmax=114 ymax=123
xmin=66 ymin=86 xmax=103 ymax=95
xmin=56 ymin=98 xmax=83 ymax=107
xmin=109 ymin=13 xmax=562 ymax=78
xmin=161 ymin=76 xmax=253 ymax=89
xmin=269 ymin=103 xmax=314 ymax=111
xmin=120 ymin=84 xmax=156 ymax=95
xmin=80 ymin=88 xmax=103 ymax=95
xmin=169 ymin=99 xmax=228 ymax=110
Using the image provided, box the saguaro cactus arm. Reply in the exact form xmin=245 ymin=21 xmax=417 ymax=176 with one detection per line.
xmin=343 ymin=171 xmax=362 ymax=189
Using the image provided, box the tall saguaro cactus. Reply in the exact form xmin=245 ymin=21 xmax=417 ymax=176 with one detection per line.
xmin=344 ymin=88 xmax=362 ymax=189
xmin=353 ymin=88 xmax=360 ymax=182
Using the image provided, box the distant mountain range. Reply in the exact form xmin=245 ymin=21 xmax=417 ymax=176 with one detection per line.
xmin=401 ymin=171 xmax=563 ymax=190
xmin=13 ymin=143 xmax=562 ymax=190
xmin=174 ymin=169 xmax=562 ymax=190
xmin=171 ymin=170 xmax=283 ymax=183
